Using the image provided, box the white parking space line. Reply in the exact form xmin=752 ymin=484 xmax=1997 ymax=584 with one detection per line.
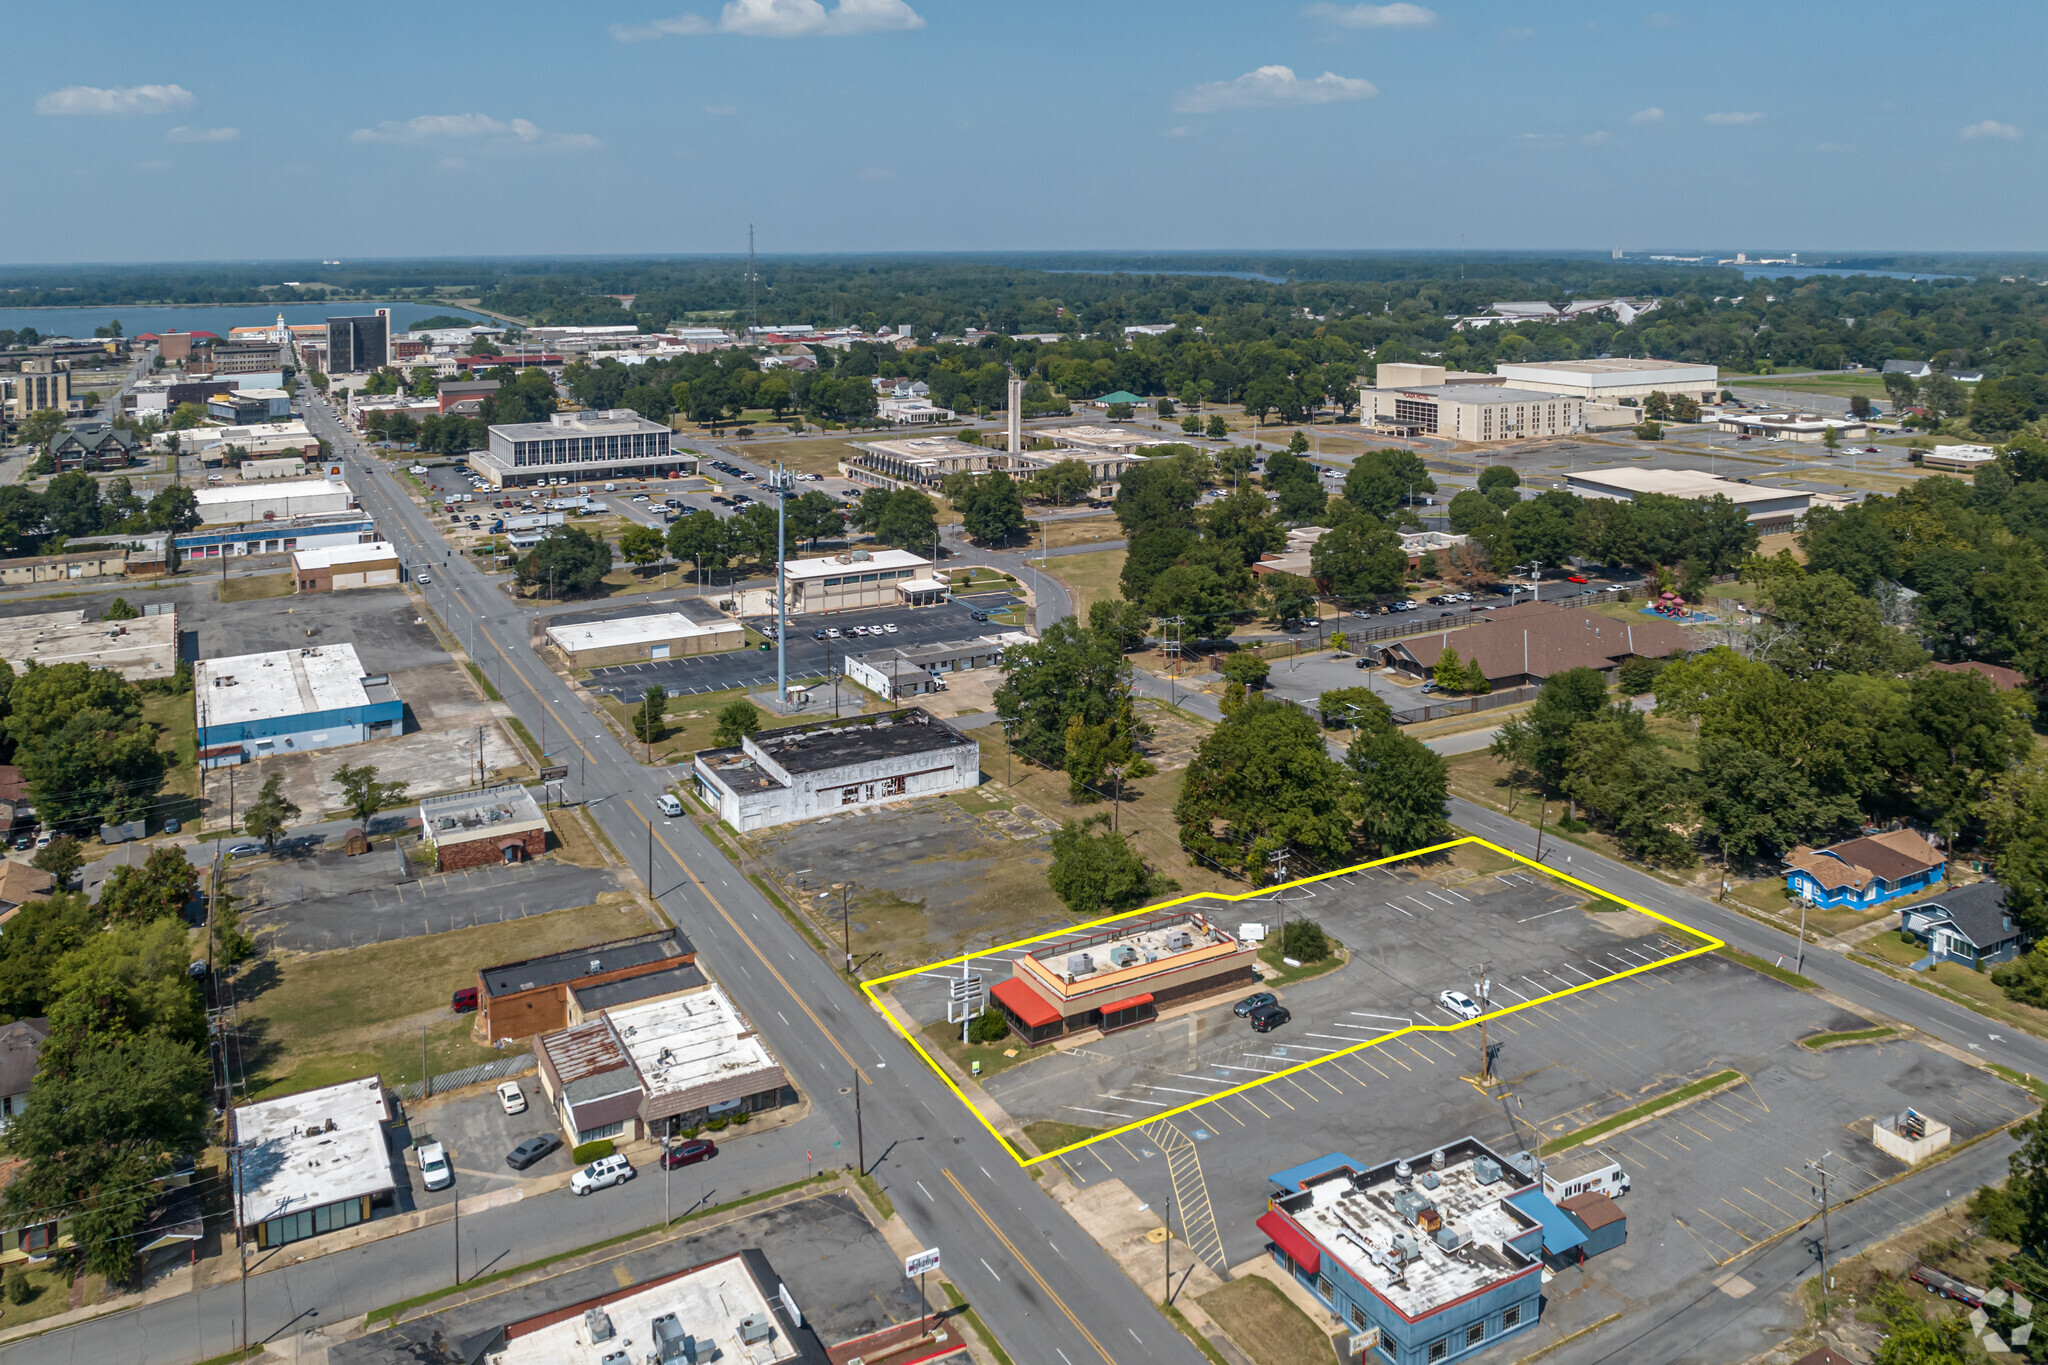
xmin=1101 ymin=1093 xmax=1174 ymax=1108
xmin=1424 ymin=890 xmax=1454 ymax=904
xmin=1131 ymin=1083 xmax=1221 ymax=1097
xmin=1443 ymin=889 xmax=1472 ymax=902
xmin=1518 ymin=908 xmax=1568 ymax=923
xmin=1386 ymin=903 xmax=1414 ymax=917
xmin=1064 ymin=1105 xmax=1136 ymax=1120
xmin=1491 ymin=981 xmax=1528 ymax=1002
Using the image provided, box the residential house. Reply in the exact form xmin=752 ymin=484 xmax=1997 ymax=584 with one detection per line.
xmin=0 ymin=1018 xmax=48 ymax=1130
xmin=1899 ymin=880 xmax=2024 ymax=968
xmin=1785 ymin=829 xmax=1946 ymax=909
xmin=1931 ymin=660 xmax=2027 ymax=692
xmin=48 ymin=422 xmax=141 ymax=471
xmin=0 ymin=863 xmax=56 ymax=919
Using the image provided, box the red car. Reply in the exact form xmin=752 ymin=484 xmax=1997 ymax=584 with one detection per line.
xmin=1566 ymin=574 xmax=1589 ymax=584
xmin=661 ymin=1139 xmax=717 ymax=1169
xmin=451 ymin=986 xmax=478 ymax=1014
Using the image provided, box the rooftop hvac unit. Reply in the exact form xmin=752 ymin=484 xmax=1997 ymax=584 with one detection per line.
xmin=1109 ymin=945 xmax=1139 ymax=968
xmin=1420 ymin=1171 xmax=1440 ymax=1191
xmin=584 ymin=1308 xmax=616 ymax=1343
xmin=1431 ymin=1149 xmax=1446 ymax=1170
xmin=737 ymin=1314 xmax=776 ymax=1346
xmin=1390 ymin=1232 xmax=1423 ymax=1264
xmin=1165 ymin=930 xmax=1193 ymax=950
xmin=650 ymin=1313 xmax=695 ymax=1364
xmin=1066 ymin=951 xmax=1094 ymax=976
xmin=1434 ymin=1224 xmax=1470 ymax=1251
xmin=1508 ymin=1151 xmax=1539 ymax=1181
xmin=1394 ymin=1160 xmax=1413 ymax=1186
xmin=1472 ymin=1156 xmax=1503 ymax=1185
xmin=1393 ymin=1189 xmax=1434 ymax=1225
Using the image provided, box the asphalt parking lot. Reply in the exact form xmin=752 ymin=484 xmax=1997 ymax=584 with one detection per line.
xmin=585 ymin=596 xmax=1022 ymax=701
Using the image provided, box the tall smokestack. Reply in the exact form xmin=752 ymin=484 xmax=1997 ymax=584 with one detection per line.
xmin=1007 ymin=374 xmax=1023 ymax=454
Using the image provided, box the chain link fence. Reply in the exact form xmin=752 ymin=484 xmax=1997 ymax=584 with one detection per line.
xmin=392 ymin=1050 xmax=537 ymax=1102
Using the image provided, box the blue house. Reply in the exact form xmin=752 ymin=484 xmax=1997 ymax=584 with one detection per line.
xmin=1259 ymin=1140 xmax=1547 ymax=1365
xmin=1785 ymin=830 xmax=1945 ymax=909
xmin=1900 ymin=881 xmax=2025 ymax=968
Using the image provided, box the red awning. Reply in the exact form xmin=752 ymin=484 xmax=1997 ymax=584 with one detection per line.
xmin=1257 ymin=1211 xmax=1321 ymax=1276
xmin=991 ymin=977 xmax=1062 ymax=1029
xmin=1098 ymin=993 xmax=1155 ymax=1014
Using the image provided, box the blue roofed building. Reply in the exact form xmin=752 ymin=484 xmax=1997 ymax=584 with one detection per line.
xmin=195 ymin=643 xmax=403 ymax=769
xmin=1258 ymin=1139 xmax=1544 ymax=1365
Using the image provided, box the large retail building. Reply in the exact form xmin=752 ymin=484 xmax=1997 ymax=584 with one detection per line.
xmin=1493 ymin=358 xmax=1719 ymax=407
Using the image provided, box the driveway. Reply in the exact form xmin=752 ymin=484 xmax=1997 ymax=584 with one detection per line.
xmin=242 ymin=852 xmax=622 ymax=952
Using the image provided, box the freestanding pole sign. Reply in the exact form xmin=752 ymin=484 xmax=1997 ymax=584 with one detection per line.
xmin=905 ymin=1247 xmax=941 ymax=1332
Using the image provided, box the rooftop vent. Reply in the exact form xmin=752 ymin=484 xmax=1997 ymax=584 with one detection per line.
xmin=737 ymin=1314 xmax=775 ymax=1346
xmin=584 ymin=1307 xmax=616 ymax=1343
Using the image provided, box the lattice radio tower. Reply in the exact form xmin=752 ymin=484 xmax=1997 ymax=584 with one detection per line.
xmin=745 ymin=224 xmax=759 ymax=333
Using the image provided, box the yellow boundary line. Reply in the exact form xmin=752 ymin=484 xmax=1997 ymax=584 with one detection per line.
xmin=861 ymin=836 xmax=1725 ymax=1168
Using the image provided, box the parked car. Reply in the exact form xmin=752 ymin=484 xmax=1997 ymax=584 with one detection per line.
xmin=1437 ymin=989 xmax=1483 ymax=1021
xmin=811 ymin=629 xmax=827 ymax=640
xmin=970 ymin=610 xmax=989 ymax=622
xmin=660 ymin=1139 xmax=718 ymax=1169
xmin=571 ymin=1154 xmax=636 ymax=1195
xmin=656 ymin=794 xmax=684 ymax=817
xmin=451 ymin=986 xmax=479 ymax=1013
xmin=1233 ymin=991 xmax=1278 ymax=1017
xmin=10 ymin=835 xmax=28 ymax=852
xmin=1249 ymin=1004 xmax=1291 ymax=1033
xmin=506 ymin=1134 xmax=562 ymax=1170
xmin=226 ymin=842 xmax=262 ymax=857
xmin=826 ymin=628 xmax=841 ymax=638
xmin=1566 ymin=574 xmax=1589 ymax=584
xmin=496 ymin=1081 xmax=527 ymax=1115
xmin=1419 ymin=682 xmax=1440 ymax=695
xmin=417 ymin=1141 xmax=453 ymax=1192
xmin=882 ymin=622 xmax=898 ymax=633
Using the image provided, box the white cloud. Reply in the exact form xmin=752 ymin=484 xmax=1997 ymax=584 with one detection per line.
xmin=1498 ymin=26 xmax=1534 ymax=43
xmin=1581 ymin=130 xmax=1611 ymax=145
xmin=349 ymin=113 xmax=600 ymax=151
xmin=1173 ymin=65 xmax=1376 ymax=114
xmin=1705 ymin=111 xmax=1763 ymax=125
xmin=1628 ymin=106 xmax=1664 ymax=125
xmin=1961 ymin=119 xmax=2021 ymax=141
xmin=612 ymin=0 xmax=923 ymax=40
xmin=704 ymin=104 xmax=738 ymax=116
xmin=166 ymin=125 xmax=239 ymax=143
xmin=1304 ymin=2 xmax=1436 ymax=27
xmin=37 ymin=83 xmax=193 ymax=116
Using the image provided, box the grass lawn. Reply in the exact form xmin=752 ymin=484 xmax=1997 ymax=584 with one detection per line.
xmin=218 ymin=572 xmax=295 ymax=603
xmin=719 ymin=437 xmax=864 ymax=478
xmin=145 ymin=692 xmax=201 ymax=810
xmin=602 ymin=685 xmax=886 ymax=766
xmin=1258 ymin=939 xmax=1347 ymax=987
xmin=920 ymin=1018 xmax=1036 ymax=1083
xmin=238 ymin=899 xmax=646 ymax=1099
xmin=1027 ymin=514 xmax=1124 ymax=551
xmin=1197 ymin=1276 xmax=1338 ymax=1365
xmin=1443 ymin=749 xmax=1655 ymax=871
xmin=0 ymin=1261 xmax=108 ymax=1330
xmin=1727 ymin=373 xmax=1888 ymax=399
xmin=1852 ymin=932 xmax=2048 ymax=1040
xmin=1044 ymin=548 xmax=1127 ymax=623
xmin=1022 ymin=1120 xmax=1107 ymax=1155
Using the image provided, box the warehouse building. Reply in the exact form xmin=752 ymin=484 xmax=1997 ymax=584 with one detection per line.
xmin=182 ymin=420 xmax=320 ymax=460
xmin=693 ymin=707 xmax=978 ymax=832
xmin=418 ymin=784 xmax=548 ymax=871
xmin=195 ymin=643 xmax=403 ymax=768
xmin=194 ymin=477 xmax=354 ymax=525
xmin=476 ymin=408 xmax=690 ymax=488
xmin=477 ymin=926 xmax=699 ymax=1042
xmin=781 ymin=548 xmax=947 ymax=613
xmin=0 ymin=548 xmax=132 ymax=587
xmin=844 ymin=635 xmax=1013 ymax=701
xmin=544 ymin=611 xmax=743 ymax=667
xmin=174 ymin=510 xmax=380 ymax=560
xmin=990 ymin=911 xmax=1259 ymax=1046
xmin=292 ymin=541 xmax=401 ymax=592
xmin=231 ymin=1076 xmax=395 ymax=1250
xmin=1563 ymin=467 xmax=1811 ymax=532
xmin=1364 ymin=383 xmax=1583 ymax=442
xmin=1492 ymin=358 xmax=1719 ymax=407
xmin=0 ymin=608 xmax=180 ymax=681
xmin=239 ymin=455 xmax=309 ymax=480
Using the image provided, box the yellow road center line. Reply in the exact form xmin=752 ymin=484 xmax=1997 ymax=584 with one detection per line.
xmin=942 ymin=1168 xmax=1119 ymax=1365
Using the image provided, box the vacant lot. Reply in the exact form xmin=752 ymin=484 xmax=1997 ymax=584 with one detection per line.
xmin=1726 ymin=372 xmax=1889 ymax=399
xmin=1029 ymin=513 xmax=1124 ymax=551
xmin=1199 ymin=1277 xmax=1337 ymax=1365
xmin=1045 ymin=547 xmax=1126 ymax=622
xmin=219 ymin=571 xmax=296 ymax=603
xmin=732 ymin=436 xmax=867 ymax=478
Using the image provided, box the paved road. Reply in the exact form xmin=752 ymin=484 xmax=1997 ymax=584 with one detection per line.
xmin=14 ymin=385 xmax=1197 ymax=1365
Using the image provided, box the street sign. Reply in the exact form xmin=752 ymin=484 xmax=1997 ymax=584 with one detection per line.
xmin=945 ymin=974 xmax=985 ymax=1024
xmin=904 ymin=1247 xmax=941 ymax=1278
xmin=538 ymin=766 xmax=569 ymax=782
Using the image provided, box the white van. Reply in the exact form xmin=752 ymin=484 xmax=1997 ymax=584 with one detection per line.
xmin=656 ymin=793 xmax=683 ymax=818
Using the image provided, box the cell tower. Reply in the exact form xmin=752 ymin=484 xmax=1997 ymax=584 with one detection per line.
xmin=745 ymin=225 xmax=759 ymax=334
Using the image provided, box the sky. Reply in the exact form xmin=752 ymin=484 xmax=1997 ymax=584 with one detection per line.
xmin=3 ymin=1 xmax=2044 ymax=264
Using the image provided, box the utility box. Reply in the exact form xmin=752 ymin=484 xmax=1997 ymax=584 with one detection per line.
xmin=1875 ymin=1107 xmax=1951 ymax=1164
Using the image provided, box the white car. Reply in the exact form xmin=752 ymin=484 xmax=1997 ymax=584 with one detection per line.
xmin=496 ymin=1081 xmax=527 ymax=1115
xmin=570 ymin=1154 xmax=635 ymax=1195
xmin=1437 ymin=989 xmax=1483 ymax=1021
xmin=882 ymin=622 xmax=898 ymax=634
xmin=417 ymin=1141 xmax=453 ymax=1191
xmin=825 ymin=628 xmax=841 ymax=638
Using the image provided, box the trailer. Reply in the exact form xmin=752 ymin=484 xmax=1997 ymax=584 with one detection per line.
xmin=1910 ymin=1263 xmax=1987 ymax=1307
xmin=1541 ymin=1149 xmax=1630 ymax=1203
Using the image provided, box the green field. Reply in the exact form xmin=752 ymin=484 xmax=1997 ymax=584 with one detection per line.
xmin=1726 ymin=373 xmax=1888 ymax=399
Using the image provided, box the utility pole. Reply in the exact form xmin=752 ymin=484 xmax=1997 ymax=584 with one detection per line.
xmin=1267 ymin=846 xmax=1290 ymax=948
xmin=1806 ymin=1156 xmax=1836 ymax=1324
xmin=452 ymin=1183 xmax=460 ymax=1287
xmin=1474 ymin=963 xmax=1495 ymax=1084
xmin=1796 ymin=894 xmax=1810 ymax=976
xmin=647 ymin=818 xmax=654 ymax=905
xmin=1165 ymin=1188 xmax=1173 ymax=1306
xmin=746 ymin=225 xmax=760 ymax=335
xmin=854 ymin=1063 xmax=864 ymax=1175
xmin=838 ymin=881 xmax=855 ymax=973
xmin=421 ymin=1023 xmax=429 ymax=1101
xmin=774 ymin=462 xmax=789 ymax=703
xmin=1534 ymin=793 xmax=1549 ymax=861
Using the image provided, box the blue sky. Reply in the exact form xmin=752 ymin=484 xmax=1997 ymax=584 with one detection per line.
xmin=3 ymin=1 xmax=2042 ymax=263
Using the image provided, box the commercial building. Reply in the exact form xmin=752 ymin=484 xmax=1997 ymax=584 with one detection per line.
xmin=174 ymin=510 xmax=380 ymax=561
xmin=841 ymin=433 xmax=1023 ymax=492
xmin=1492 ymin=358 xmax=1719 ymax=408
xmin=48 ymin=421 xmax=142 ymax=471
xmin=477 ymin=408 xmax=688 ymax=488
xmin=1900 ymin=880 xmax=2023 ymax=969
xmin=193 ymin=476 xmax=354 ymax=525
xmin=477 ymin=926 xmax=699 ymax=1042
xmin=230 ymin=1076 xmax=395 ymax=1250
xmin=780 ymin=548 xmax=946 ymax=613
xmin=1785 ymin=829 xmax=1946 ymax=909
xmin=1378 ymin=599 xmax=1696 ymax=688
xmin=326 ymin=310 xmax=391 ymax=374
xmin=197 ymin=339 xmax=289 ymax=376
xmin=419 ymin=784 xmax=548 ymax=871
xmin=843 ymin=635 xmax=1013 ymax=701
xmin=180 ymin=418 xmax=320 ymax=460
xmin=3 ymin=359 xmax=68 ymax=422
xmin=1257 ymin=1140 xmax=1548 ymax=1365
xmin=1364 ymin=383 xmax=1583 ymax=442
xmin=240 ymin=454 xmax=308 ymax=480
xmin=291 ymin=540 xmax=401 ymax=592
xmin=877 ymin=395 xmax=956 ymax=424
xmin=0 ymin=548 xmax=131 ymax=588
xmin=207 ymin=387 xmax=292 ymax=423
xmin=989 ymin=911 xmax=1258 ymax=1046
xmin=693 ymin=707 xmax=979 ymax=832
xmin=435 ymin=378 xmax=500 ymax=414
xmin=1714 ymin=410 xmax=1868 ymax=442
xmin=0 ymin=608 xmax=180 ymax=681
xmin=533 ymin=982 xmax=788 ymax=1145
xmin=195 ymin=643 xmax=403 ymax=768
xmin=1562 ymin=467 xmax=1811 ymax=533
xmin=1923 ymin=444 xmax=1999 ymax=472
xmin=545 ymin=611 xmax=744 ymax=667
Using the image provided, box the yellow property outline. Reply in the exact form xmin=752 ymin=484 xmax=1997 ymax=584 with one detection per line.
xmin=862 ymin=835 xmax=1725 ymax=1168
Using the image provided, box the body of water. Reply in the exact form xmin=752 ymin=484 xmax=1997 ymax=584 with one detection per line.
xmin=1042 ymin=268 xmax=1290 ymax=283
xmin=1730 ymin=265 xmax=1963 ymax=282
xmin=0 ymin=300 xmax=492 ymax=340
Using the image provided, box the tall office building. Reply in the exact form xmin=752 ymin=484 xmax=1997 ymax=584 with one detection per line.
xmin=324 ymin=308 xmax=390 ymax=374
xmin=3 ymin=359 xmax=70 ymax=422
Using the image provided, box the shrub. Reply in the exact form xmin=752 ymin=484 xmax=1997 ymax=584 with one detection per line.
xmin=4 ymin=1273 xmax=35 ymax=1305
xmin=707 ymin=1116 xmax=730 ymax=1132
xmin=1558 ymin=815 xmax=1590 ymax=834
xmin=571 ymin=1138 xmax=615 ymax=1164
xmin=732 ymin=1110 xmax=751 ymax=1125
xmin=969 ymin=1010 xmax=1011 ymax=1044
xmin=1616 ymin=656 xmax=1664 ymax=696
xmin=1279 ymin=919 xmax=1333 ymax=964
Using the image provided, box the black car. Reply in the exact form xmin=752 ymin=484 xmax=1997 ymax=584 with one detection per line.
xmin=506 ymin=1134 xmax=563 ymax=1170
xmin=1233 ymin=991 xmax=1278 ymax=1018
xmin=660 ymin=1139 xmax=718 ymax=1169
xmin=1249 ymin=1004 xmax=1292 ymax=1033
xmin=970 ymin=610 xmax=989 ymax=622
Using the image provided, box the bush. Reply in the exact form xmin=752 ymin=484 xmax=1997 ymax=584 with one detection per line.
xmin=571 ymin=1138 xmax=615 ymax=1164
xmin=1219 ymin=652 xmax=1271 ymax=688
xmin=1279 ymin=919 xmax=1333 ymax=963
xmin=1616 ymin=656 xmax=1664 ymax=696
xmin=1970 ymin=1183 xmax=2025 ymax=1243
xmin=4 ymin=1273 xmax=35 ymax=1305
xmin=969 ymin=1010 xmax=1011 ymax=1044
xmin=707 ymin=1116 xmax=730 ymax=1132
xmin=1558 ymin=816 xmax=1590 ymax=833
xmin=1992 ymin=948 xmax=2048 ymax=1007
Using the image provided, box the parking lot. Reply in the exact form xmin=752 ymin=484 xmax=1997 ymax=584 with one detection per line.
xmin=584 ymin=595 xmax=1022 ymax=701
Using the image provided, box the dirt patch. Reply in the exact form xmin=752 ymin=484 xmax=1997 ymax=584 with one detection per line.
xmin=219 ymin=572 xmax=296 ymax=603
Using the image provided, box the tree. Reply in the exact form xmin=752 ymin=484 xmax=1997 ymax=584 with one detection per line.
xmin=1311 ymin=516 xmax=1407 ymax=603
xmin=1633 ymin=420 xmax=1664 ymax=441
xmin=1755 ymin=568 xmax=1927 ymax=678
xmin=1850 ymin=395 xmax=1873 ymax=420
xmin=1641 ymin=391 xmax=1673 ymax=421
xmin=994 ymin=618 xmax=1135 ymax=768
xmin=1987 ymin=758 xmax=2048 ymax=942
xmin=1491 ymin=667 xmax=1609 ymax=791
xmin=104 ymin=596 xmax=142 ymax=622
xmin=1175 ymin=696 xmax=1359 ymax=882
xmin=1219 ymin=652 xmax=1270 ymax=689
xmin=517 ymin=526 xmax=614 ymax=597
xmin=1181 ymin=414 xmax=1202 ymax=435
xmin=699 ymin=699 xmax=754 ymax=749
xmin=1346 ymin=712 xmax=1449 ymax=856
xmin=1023 ymin=459 xmax=1095 ymax=507
xmin=638 ymin=687 xmax=667 ymax=745
xmin=333 ymin=763 xmax=407 ymax=822
xmin=1048 ymin=817 xmax=1172 ymax=915
xmin=1881 ymin=370 xmax=1918 ymax=415
xmin=9 ymin=662 xmax=164 ymax=826
xmin=43 ymin=471 xmax=104 ymax=538
xmin=945 ymin=469 xmax=1029 ymax=544
xmin=666 ymin=509 xmax=729 ymax=578
xmin=1562 ymin=710 xmax=1697 ymax=866
xmin=1206 ymin=414 xmax=1228 ymax=440
xmin=1898 ymin=669 xmax=2036 ymax=848
xmin=144 ymin=484 xmax=200 ymax=534
xmin=243 ymin=772 xmax=301 ymax=850
xmin=32 ymin=835 xmax=84 ymax=885
xmin=97 ymin=848 xmax=200 ymax=923
xmin=620 ymin=523 xmax=666 ymax=571
xmin=168 ymin=401 xmax=207 ymax=430
xmin=1106 ymin=401 xmax=1135 ymax=421
xmin=1316 ymin=686 xmax=1388 ymax=730
xmin=1263 ymin=448 xmax=1326 ymax=522
xmin=1262 ymin=571 xmax=1317 ymax=626
xmin=1448 ymin=489 xmax=1503 ymax=534
xmin=1433 ymin=647 xmax=1469 ymax=692
xmin=852 ymin=487 xmax=938 ymax=550
xmin=1156 ymin=397 xmax=1176 ymax=419
xmin=785 ymin=490 xmax=844 ymax=549
xmin=0 ymin=892 xmax=94 ymax=1021
xmin=20 ymin=408 xmax=67 ymax=451
xmin=1279 ymin=919 xmax=1333 ymax=963
xmin=1088 ymin=597 xmax=1152 ymax=652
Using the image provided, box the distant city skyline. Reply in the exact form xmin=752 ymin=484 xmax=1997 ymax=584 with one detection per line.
xmin=2 ymin=0 xmax=2041 ymax=263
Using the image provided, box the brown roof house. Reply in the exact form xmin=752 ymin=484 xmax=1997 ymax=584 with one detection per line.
xmin=0 ymin=863 xmax=54 ymax=921
xmin=1931 ymin=660 xmax=2027 ymax=692
xmin=1379 ymin=599 xmax=1697 ymax=688
xmin=1785 ymin=829 xmax=1945 ymax=909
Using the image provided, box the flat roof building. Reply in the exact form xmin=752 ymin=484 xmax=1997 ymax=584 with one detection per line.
xmin=0 ymin=608 xmax=179 ymax=681
xmin=843 ymin=635 xmax=1014 ymax=701
xmin=291 ymin=540 xmax=401 ymax=592
xmin=1923 ymin=444 xmax=1999 ymax=472
xmin=545 ymin=611 xmax=743 ymax=667
xmin=1492 ymin=358 xmax=1718 ymax=405
xmin=841 ymin=434 xmax=1025 ymax=492
xmin=479 ymin=926 xmax=698 ymax=1042
xmin=419 ymin=783 xmax=547 ymax=872
xmin=231 ymin=1076 xmax=394 ymax=1250
xmin=990 ymin=910 xmax=1257 ymax=1046
xmin=1364 ymin=384 xmax=1582 ymax=442
xmin=478 ymin=409 xmax=688 ymax=488
xmin=175 ymin=510 xmax=379 ymax=561
xmin=195 ymin=643 xmax=402 ymax=768
xmin=193 ymin=477 xmax=354 ymax=525
xmin=1562 ymin=467 xmax=1810 ymax=532
xmin=780 ymin=548 xmax=945 ymax=614
xmin=693 ymin=707 xmax=978 ymax=832
xmin=1714 ymin=410 xmax=1868 ymax=443
xmin=182 ymin=419 xmax=320 ymax=459
xmin=326 ymin=311 xmax=390 ymax=374
xmin=240 ymin=454 xmax=309 ymax=480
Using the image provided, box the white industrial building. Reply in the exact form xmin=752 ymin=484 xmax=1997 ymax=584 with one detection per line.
xmin=195 ymin=642 xmax=403 ymax=768
xmin=843 ymin=635 xmax=1018 ymax=701
xmin=1492 ymin=358 xmax=1719 ymax=407
xmin=193 ymin=477 xmax=355 ymax=525
xmin=1562 ymin=467 xmax=1811 ymax=532
xmin=693 ymin=708 xmax=979 ymax=831
xmin=180 ymin=420 xmax=320 ymax=459
xmin=1714 ymin=410 xmax=1869 ymax=443
xmin=544 ymin=611 xmax=744 ymax=666
xmin=230 ymin=1076 xmax=395 ymax=1250
xmin=0 ymin=608 xmax=180 ymax=681
xmin=1365 ymin=382 xmax=1583 ymax=442
xmin=781 ymin=548 xmax=947 ymax=613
